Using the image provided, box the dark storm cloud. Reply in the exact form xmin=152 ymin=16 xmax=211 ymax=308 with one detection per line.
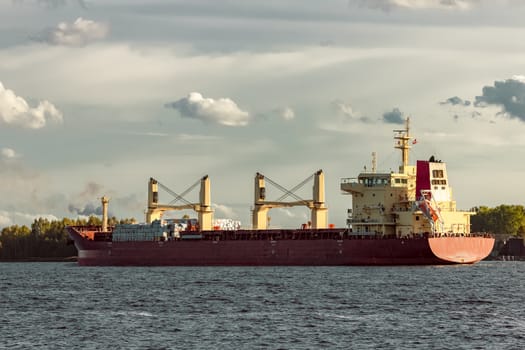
xmin=382 ymin=108 xmax=405 ymax=124
xmin=440 ymin=96 xmax=471 ymax=106
xmin=474 ymin=76 xmax=525 ymax=121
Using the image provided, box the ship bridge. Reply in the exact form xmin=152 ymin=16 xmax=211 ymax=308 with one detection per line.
xmin=341 ymin=172 xmax=411 ymax=195
xmin=341 ymin=174 xmax=386 ymax=194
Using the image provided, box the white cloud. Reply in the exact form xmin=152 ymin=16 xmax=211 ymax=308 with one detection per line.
xmin=175 ymin=134 xmax=221 ymax=142
xmin=114 ymin=130 xmax=169 ymax=137
xmin=360 ymin=0 xmax=476 ymax=11
xmin=264 ymin=107 xmax=295 ymax=121
xmin=0 ymin=81 xmax=63 ymax=129
xmin=213 ymin=203 xmax=236 ymax=218
xmin=332 ymin=100 xmax=359 ymax=119
xmin=1 ymin=148 xmax=19 ymax=159
xmin=12 ymin=0 xmax=88 ymax=9
xmin=0 ymin=212 xmax=11 ymax=227
xmin=511 ymin=75 xmax=525 ymax=83
xmin=43 ymin=17 xmax=109 ymax=47
xmin=275 ymin=208 xmax=309 ymax=223
xmin=0 ymin=210 xmax=59 ymax=229
xmin=279 ymin=107 xmax=295 ymax=121
xmin=165 ymin=92 xmax=250 ymax=127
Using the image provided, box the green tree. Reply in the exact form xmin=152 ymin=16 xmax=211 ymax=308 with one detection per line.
xmin=471 ymin=205 xmax=525 ymax=236
xmin=0 ymin=215 xmax=135 ymax=259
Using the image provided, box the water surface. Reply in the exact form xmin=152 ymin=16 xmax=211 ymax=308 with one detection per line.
xmin=1 ymin=262 xmax=524 ymax=349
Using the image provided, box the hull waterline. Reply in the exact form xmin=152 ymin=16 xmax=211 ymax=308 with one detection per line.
xmin=68 ymin=227 xmax=494 ymax=266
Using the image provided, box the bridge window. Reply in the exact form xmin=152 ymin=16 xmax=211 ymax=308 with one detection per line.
xmin=432 ymin=170 xmax=444 ymax=178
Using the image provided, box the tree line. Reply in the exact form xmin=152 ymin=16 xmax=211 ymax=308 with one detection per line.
xmin=0 ymin=216 xmax=135 ymax=260
xmin=471 ymin=205 xmax=525 ymax=237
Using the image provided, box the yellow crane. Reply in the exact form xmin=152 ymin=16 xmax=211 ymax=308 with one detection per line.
xmin=252 ymin=170 xmax=327 ymax=229
xmin=145 ymin=176 xmax=213 ymax=231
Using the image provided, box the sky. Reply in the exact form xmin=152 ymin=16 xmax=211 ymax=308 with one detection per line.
xmin=1 ymin=0 xmax=525 ymax=229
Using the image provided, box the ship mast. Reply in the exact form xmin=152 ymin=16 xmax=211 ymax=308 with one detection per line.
xmin=394 ymin=117 xmax=411 ymax=172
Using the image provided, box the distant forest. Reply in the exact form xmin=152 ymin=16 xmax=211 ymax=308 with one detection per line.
xmin=470 ymin=205 xmax=525 ymax=238
xmin=0 ymin=205 xmax=524 ymax=260
xmin=0 ymin=216 xmax=135 ymax=260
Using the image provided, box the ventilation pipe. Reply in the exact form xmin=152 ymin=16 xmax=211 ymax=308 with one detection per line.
xmin=101 ymin=196 xmax=110 ymax=232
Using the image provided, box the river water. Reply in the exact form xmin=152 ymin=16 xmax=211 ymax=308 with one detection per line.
xmin=1 ymin=261 xmax=524 ymax=349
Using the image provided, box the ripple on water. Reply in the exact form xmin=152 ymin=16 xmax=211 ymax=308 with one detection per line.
xmin=0 ymin=262 xmax=524 ymax=349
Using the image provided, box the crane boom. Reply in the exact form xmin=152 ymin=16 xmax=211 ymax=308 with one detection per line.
xmin=146 ymin=176 xmax=213 ymax=230
xmin=252 ymin=170 xmax=327 ymax=229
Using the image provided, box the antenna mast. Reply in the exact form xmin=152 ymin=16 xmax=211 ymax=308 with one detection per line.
xmin=394 ymin=117 xmax=411 ymax=170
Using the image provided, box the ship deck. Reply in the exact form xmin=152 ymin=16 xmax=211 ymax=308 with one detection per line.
xmin=67 ymin=226 xmax=494 ymax=267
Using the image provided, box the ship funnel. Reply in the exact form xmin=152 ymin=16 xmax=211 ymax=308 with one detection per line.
xmin=101 ymin=196 xmax=110 ymax=232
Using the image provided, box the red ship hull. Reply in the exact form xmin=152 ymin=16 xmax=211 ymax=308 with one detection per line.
xmin=67 ymin=227 xmax=494 ymax=266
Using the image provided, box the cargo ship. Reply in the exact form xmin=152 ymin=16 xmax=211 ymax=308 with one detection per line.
xmin=67 ymin=119 xmax=494 ymax=266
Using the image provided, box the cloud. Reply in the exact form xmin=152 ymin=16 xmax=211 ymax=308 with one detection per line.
xmin=112 ymin=194 xmax=143 ymax=217
xmin=66 ymin=181 xmax=104 ymax=216
xmin=12 ymin=0 xmax=88 ymax=9
xmin=68 ymin=202 xmax=103 ymax=216
xmin=357 ymin=0 xmax=477 ymax=11
xmin=262 ymin=107 xmax=295 ymax=121
xmin=115 ymin=130 xmax=169 ymax=137
xmin=175 ymin=134 xmax=221 ymax=142
xmin=382 ymin=107 xmax=405 ymax=124
xmin=330 ymin=99 xmax=374 ymax=124
xmin=0 ymin=82 xmax=63 ymax=129
xmin=66 ymin=182 xmax=136 ymax=219
xmin=277 ymin=208 xmax=309 ymax=221
xmin=1 ymin=148 xmax=19 ymax=159
xmin=440 ymin=96 xmax=471 ymax=106
xmin=0 ymin=211 xmax=12 ymax=227
xmin=0 ymin=210 xmax=59 ymax=228
xmin=279 ymin=107 xmax=295 ymax=121
xmin=38 ymin=17 xmax=109 ymax=46
xmin=78 ymin=181 xmax=104 ymax=200
xmin=165 ymin=92 xmax=250 ymax=127
xmin=332 ymin=99 xmax=358 ymax=119
xmin=474 ymin=76 xmax=525 ymax=121
xmin=213 ymin=203 xmax=236 ymax=218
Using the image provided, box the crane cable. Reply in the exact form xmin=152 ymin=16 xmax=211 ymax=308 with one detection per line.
xmin=263 ymin=173 xmax=313 ymax=205
xmin=156 ymin=179 xmax=199 ymax=206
